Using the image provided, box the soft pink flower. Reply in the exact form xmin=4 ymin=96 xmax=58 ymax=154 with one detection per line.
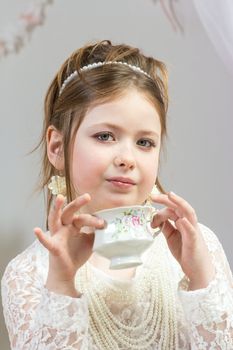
xmin=132 ymin=216 xmax=140 ymax=226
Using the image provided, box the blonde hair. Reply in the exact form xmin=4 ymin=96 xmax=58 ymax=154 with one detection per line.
xmin=38 ymin=39 xmax=169 ymax=218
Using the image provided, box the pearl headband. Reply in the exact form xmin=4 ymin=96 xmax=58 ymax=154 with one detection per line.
xmin=59 ymin=61 xmax=152 ymax=95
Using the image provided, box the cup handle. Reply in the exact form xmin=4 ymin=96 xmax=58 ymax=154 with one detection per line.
xmin=149 ymin=208 xmax=164 ymax=238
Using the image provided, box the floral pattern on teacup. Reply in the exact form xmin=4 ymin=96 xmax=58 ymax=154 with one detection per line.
xmin=109 ymin=208 xmax=153 ymax=240
xmin=132 ymin=216 xmax=140 ymax=226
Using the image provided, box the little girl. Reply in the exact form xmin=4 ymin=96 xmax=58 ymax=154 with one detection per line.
xmin=1 ymin=40 xmax=233 ymax=349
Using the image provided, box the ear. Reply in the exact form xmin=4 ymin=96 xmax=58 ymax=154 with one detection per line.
xmin=46 ymin=126 xmax=64 ymax=171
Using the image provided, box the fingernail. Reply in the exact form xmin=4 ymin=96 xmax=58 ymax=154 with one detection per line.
xmin=57 ymin=194 xmax=64 ymax=200
xmin=82 ymin=193 xmax=91 ymax=201
xmin=170 ymin=191 xmax=176 ymax=196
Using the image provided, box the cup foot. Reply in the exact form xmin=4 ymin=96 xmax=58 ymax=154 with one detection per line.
xmin=109 ymin=255 xmax=142 ymax=270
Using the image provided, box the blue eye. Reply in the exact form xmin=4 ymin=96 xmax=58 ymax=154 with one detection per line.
xmin=137 ymin=139 xmax=156 ymax=148
xmin=95 ymin=132 xmax=114 ymax=141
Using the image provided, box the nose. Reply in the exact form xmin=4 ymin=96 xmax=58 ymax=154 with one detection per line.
xmin=113 ymin=147 xmax=136 ymax=170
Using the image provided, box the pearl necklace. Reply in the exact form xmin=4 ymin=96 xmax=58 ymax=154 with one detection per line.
xmin=76 ymin=235 xmax=179 ymax=349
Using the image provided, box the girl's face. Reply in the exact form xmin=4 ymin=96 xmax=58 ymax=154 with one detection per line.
xmin=72 ymin=90 xmax=162 ymax=213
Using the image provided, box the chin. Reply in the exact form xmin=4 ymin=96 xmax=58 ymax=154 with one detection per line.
xmin=87 ymin=193 xmax=145 ymax=213
xmin=101 ymin=197 xmax=142 ymax=211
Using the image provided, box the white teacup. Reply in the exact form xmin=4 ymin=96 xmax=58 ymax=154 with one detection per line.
xmin=93 ymin=205 xmax=161 ymax=270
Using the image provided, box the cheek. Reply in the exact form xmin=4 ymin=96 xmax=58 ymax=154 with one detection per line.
xmin=143 ymin=153 xmax=159 ymax=175
xmin=141 ymin=157 xmax=159 ymax=189
xmin=71 ymin=147 xmax=107 ymax=189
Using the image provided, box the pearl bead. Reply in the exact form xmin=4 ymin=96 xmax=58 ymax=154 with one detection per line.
xmin=76 ymin=234 xmax=179 ymax=349
xmin=58 ymin=61 xmax=152 ymax=96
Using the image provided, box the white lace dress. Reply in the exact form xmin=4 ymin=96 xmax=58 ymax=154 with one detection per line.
xmin=1 ymin=223 xmax=233 ymax=349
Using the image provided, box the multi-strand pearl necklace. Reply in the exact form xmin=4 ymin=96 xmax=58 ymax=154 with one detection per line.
xmin=76 ymin=235 xmax=179 ymax=349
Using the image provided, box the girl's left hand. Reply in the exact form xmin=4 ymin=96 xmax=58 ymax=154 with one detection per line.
xmin=151 ymin=191 xmax=215 ymax=290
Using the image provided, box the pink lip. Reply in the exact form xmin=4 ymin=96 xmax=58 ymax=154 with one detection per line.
xmin=107 ymin=177 xmax=136 ymax=185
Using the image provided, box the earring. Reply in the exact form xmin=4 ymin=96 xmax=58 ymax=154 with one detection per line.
xmin=48 ymin=175 xmax=66 ymax=196
xmin=150 ymin=184 xmax=160 ymax=196
xmin=145 ymin=184 xmax=160 ymax=205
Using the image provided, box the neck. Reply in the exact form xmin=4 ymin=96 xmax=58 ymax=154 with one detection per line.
xmin=88 ymin=252 xmax=136 ymax=281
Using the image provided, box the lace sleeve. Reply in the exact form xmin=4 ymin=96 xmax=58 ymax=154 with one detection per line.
xmin=1 ymin=241 xmax=89 ymax=350
xmin=178 ymin=223 xmax=233 ymax=349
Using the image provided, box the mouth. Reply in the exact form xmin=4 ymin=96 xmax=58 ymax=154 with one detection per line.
xmin=106 ymin=177 xmax=136 ymax=189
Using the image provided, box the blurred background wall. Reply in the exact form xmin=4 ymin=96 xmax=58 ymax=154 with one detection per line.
xmin=0 ymin=1 xmax=232 ymax=348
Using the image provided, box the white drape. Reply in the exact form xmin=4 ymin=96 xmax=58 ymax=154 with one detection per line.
xmin=192 ymin=0 xmax=233 ymax=78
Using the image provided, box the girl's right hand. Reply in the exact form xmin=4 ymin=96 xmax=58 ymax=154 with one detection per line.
xmin=34 ymin=193 xmax=105 ymax=296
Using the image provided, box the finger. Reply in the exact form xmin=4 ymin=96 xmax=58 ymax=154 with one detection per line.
xmin=151 ymin=207 xmax=179 ymax=229
xmin=150 ymin=193 xmax=176 ymax=208
xmin=72 ymin=213 xmax=105 ymax=232
xmin=34 ymin=227 xmax=60 ymax=255
xmin=150 ymin=193 xmax=183 ymax=217
xmin=61 ymin=193 xmax=91 ymax=225
xmin=175 ymin=217 xmax=198 ymax=248
xmin=151 ymin=192 xmax=197 ymax=225
xmin=167 ymin=192 xmax=198 ymax=226
xmin=160 ymin=219 xmax=178 ymax=241
xmin=48 ymin=195 xmax=66 ymax=234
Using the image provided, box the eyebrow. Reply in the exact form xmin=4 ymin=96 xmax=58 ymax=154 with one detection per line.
xmin=87 ymin=123 xmax=160 ymax=138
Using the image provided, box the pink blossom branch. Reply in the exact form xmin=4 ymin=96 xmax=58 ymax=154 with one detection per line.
xmin=0 ymin=0 xmax=53 ymax=58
